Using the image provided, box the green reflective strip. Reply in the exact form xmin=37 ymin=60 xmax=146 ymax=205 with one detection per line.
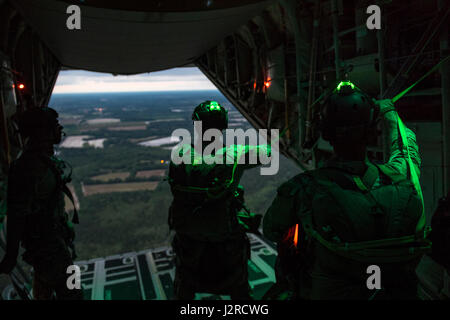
xmin=392 ymin=55 xmax=450 ymax=103
xmin=336 ymin=80 xmax=355 ymax=91
xmin=397 ymin=116 xmax=426 ymax=233
xmin=353 ymin=176 xmax=368 ymax=191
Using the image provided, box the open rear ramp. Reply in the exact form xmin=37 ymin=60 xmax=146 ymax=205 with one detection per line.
xmin=76 ymin=233 xmax=277 ymax=300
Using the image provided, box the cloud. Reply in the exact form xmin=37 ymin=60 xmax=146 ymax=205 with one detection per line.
xmin=53 ymin=67 xmax=217 ymax=93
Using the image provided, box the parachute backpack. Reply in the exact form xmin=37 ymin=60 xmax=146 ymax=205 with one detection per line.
xmin=299 ymin=164 xmax=430 ymax=264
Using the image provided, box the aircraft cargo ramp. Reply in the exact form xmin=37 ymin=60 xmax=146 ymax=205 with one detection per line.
xmin=73 ymin=233 xmax=276 ymax=300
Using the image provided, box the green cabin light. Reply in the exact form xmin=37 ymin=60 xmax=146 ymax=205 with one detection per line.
xmin=336 ymin=81 xmax=355 ymax=91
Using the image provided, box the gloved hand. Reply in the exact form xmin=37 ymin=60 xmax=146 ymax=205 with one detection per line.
xmin=237 ymin=211 xmax=262 ymax=234
xmin=0 ymin=255 xmax=16 ymax=274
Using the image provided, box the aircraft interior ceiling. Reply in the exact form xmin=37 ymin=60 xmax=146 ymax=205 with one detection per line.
xmin=11 ymin=0 xmax=273 ymax=74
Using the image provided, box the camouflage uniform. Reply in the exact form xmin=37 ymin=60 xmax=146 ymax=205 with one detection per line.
xmin=263 ymin=110 xmax=427 ymax=300
xmin=3 ymin=149 xmax=82 ymax=300
xmin=169 ymin=143 xmax=269 ymax=299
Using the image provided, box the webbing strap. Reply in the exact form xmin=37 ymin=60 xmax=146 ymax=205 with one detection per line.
xmin=172 ymin=184 xmax=210 ymax=193
xmin=391 ymin=55 xmax=450 ymax=104
xmin=303 ymin=221 xmax=431 ymax=263
xmin=396 ymin=116 xmax=425 ymax=234
xmin=352 ymin=162 xmax=379 ymax=192
xmin=39 ymin=155 xmax=79 ymax=224
xmin=61 ymin=184 xmax=79 ymax=224
xmin=170 ymin=145 xmax=240 ymax=199
xmin=353 ymin=176 xmax=368 ymax=191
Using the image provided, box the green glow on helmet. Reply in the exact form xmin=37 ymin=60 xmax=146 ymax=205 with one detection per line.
xmin=208 ymin=101 xmax=221 ymax=111
xmin=336 ymin=81 xmax=355 ymax=91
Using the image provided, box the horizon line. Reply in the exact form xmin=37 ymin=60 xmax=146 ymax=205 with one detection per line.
xmin=52 ymin=89 xmax=220 ymax=95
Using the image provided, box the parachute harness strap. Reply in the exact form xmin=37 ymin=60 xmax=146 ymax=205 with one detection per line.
xmin=302 ymin=220 xmax=431 ymax=263
xmin=301 ymin=170 xmax=431 ymax=263
xmin=170 ymin=145 xmax=240 ymax=200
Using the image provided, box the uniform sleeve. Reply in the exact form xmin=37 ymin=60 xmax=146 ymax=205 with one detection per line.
xmin=382 ymin=111 xmax=421 ymax=179
xmin=227 ymin=144 xmax=272 ymax=170
xmin=263 ymin=178 xmax=301 ymax=243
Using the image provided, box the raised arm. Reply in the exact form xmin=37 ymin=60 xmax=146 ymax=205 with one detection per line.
xmin=377 ymin=99 xmax=421 ymax=179
xmin=225 ymin=144 xmax=272 ymax=170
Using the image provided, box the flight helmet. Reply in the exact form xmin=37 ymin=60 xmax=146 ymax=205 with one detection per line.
xmin=18 ymin=107 xmax=62 ymax=142
xmin=192 ymin=100 xmax=228 ymax=131
xmin=321 ymin=81 xmax=379 ymax=144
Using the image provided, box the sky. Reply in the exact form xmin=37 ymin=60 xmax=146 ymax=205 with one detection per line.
xmin=52 ymin=67 xmax=217 ymax=93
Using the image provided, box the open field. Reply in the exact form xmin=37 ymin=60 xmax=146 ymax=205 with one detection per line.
xmin=138 ymin=136 xmax=181 ymax=147
xmin=60 ymin=136 xmax=106 ymax=148
xmin=82 ymin=181 xmax=159 ymax=196
xmin=136 ymin=169 xmax=166 ymax=178
xmin=147 ymin=118 xmax=185 ymax=123
xmin=108 ymin=125 xmax=147 ymax=131
xmin=91 ymin=172 xmax=130 ymax=182
xmin=79 ymin=128 xmax=100 ymax=133
xmin=106 ymin=121 xmax=148 ymax=131
xmin=48 ymin=91 xmax=294 ymax=264
xmin=60 ymin=117 xmax=82 ymax=126
xmin=86 ymin=118 xmax=121 ymax=125
xmin=129 ymin=136 xmax=157 ymax=143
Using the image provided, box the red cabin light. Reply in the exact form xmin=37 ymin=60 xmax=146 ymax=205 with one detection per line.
xmin=293 ymin=224 xmax=299 ymax=247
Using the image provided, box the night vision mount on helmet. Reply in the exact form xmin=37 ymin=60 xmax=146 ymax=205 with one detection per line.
xmin=321 ymin=81 xmax=379 ymax=144
xmin=192 ymin=100 xmax=228 ymax=131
